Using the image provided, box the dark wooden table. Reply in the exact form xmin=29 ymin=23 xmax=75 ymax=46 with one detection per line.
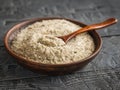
xmin=0 ymin=0 xmax=120 ymax=89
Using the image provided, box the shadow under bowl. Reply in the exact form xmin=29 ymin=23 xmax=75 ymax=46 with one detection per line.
xmin=4 ymin=17 xmax=102 ymax=75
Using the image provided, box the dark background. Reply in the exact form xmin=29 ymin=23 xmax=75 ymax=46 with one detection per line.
xmin=0 ymin=0 xmax=120 ymax=89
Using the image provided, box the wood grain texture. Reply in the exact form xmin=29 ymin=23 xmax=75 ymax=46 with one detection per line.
xmin=0 ymin=0 xmax=120 ymax=46
xmin=0 ymin=0 xmax=120 ymax=89
xmin=0 ymin=36 xmax=120 ymax=89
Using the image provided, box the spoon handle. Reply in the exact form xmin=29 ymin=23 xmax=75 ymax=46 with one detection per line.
xmin=62 ymin=18 xmax=117 ymax=42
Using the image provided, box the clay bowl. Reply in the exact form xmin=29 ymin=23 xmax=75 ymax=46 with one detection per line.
xmin=4 ymin=17 xmax=102 ymax=75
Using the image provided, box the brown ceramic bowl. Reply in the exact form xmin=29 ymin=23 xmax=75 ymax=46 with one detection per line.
xmin=4 ymin=17 xmax=102 ymax=75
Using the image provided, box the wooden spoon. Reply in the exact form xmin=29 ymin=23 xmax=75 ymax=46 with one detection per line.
xmin=58 ymin=18 xmax=117 ymax=43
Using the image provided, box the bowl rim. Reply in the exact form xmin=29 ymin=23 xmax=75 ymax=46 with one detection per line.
xmin=4 ymin=17 xmax=102 ymax=67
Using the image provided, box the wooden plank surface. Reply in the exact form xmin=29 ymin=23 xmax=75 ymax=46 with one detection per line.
xmin=0 ymin=36 xmax=120 ymax=89
xmin=0 ymin=0 xmax=120 ymax=46
xmin=0 ymin=0 xmax=120 ymax=89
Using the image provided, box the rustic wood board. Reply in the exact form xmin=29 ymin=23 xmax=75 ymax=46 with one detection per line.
xmin=0 ymin=0 xmax=120 ymax=89
xmin=0 ymin=36 xmax=120 ymax=89
xmin=0 ymin=0 xmax=120 ymax=46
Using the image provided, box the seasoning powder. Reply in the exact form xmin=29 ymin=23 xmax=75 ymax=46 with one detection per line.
xmin=11 ymin=19 xmax=95 ymax=64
